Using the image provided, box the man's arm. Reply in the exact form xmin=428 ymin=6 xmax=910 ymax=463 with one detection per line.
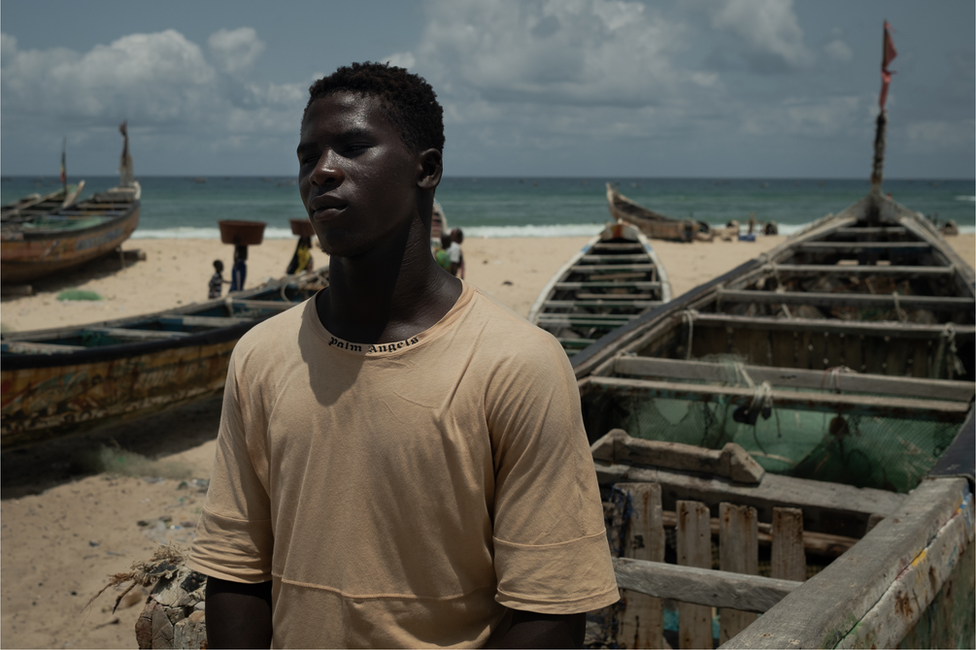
xmin=496 ymin=611 xmax=585 ymax=648
xmin=205 ymin=577 xmax=273 ymax=649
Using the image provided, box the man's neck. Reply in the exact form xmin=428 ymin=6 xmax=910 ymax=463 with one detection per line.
xmin=318 ymin=225 xmax=461 ymax=344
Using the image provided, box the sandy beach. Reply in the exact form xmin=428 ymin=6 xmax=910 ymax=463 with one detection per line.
xmin=1 ymin=232 xmax=973 ymax=649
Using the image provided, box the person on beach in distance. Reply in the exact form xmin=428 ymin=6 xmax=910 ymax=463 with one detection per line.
xmin=229 ymin=244 xmax=247 ymax=291
xmin=286 ymin=235 xmax=314 ymax=274
xmin=188 ymin=61 xmax=618 ymax=648
xmin=449 ymin=226 xmax=465 ymax=277
xmin=434 ymin=231 xmax=452 ymax=271
xmin=208 ymin=259 xmax=229 ymax=299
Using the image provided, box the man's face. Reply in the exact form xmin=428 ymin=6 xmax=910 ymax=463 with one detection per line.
xmin=297 ymin=92 xmax=419 ymax=258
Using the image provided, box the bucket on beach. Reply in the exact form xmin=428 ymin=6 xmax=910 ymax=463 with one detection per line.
xmin=290 ymin=219 xmax=315 ymax=237
xmin=218 ymin=220 xmax=266 ymax=246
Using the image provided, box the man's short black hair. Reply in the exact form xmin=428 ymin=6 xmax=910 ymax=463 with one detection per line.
xmin=304 ymin=62 xmax=445 ymax=153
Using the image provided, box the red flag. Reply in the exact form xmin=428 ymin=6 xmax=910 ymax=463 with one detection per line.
xmin=879 ymin=21 xmax=897 ymax=110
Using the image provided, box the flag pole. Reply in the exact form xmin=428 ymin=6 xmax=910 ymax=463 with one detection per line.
xmin=60 ymin=137 xmax=67 ymax=192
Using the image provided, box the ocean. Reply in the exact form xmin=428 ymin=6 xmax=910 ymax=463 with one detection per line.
xmin=2 ymin=175 xmax=973 ymax=239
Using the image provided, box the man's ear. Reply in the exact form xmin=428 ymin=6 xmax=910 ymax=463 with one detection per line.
xmin=417 ymin=149 xmax=443 ymax=190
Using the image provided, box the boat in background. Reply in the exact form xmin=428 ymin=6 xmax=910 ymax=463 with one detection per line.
xmin=1 ymin=122 xmax=140 ymax=284
xmin=528 ymin=221 xmax=671 ymax=355
xmin=606 ymin=183 xmax=712 ymax=242
xmin=0 ymin=267 xmax=329 ymax=450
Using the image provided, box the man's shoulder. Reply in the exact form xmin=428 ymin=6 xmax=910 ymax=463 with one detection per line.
xmin=234 ymin=296 xmax=312 ymax=359
xmin=464 ymin=287 xmax=567 ymax=359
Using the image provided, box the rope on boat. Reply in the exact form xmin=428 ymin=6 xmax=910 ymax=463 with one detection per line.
xmin=765 ymin=261 xmax=794 ymax=319
xmin=681 ymin=310 xmax=697 ymax=359
xmin=940 ymin=323 xmax=965 ymax=380
xmin=891 ymin=291 xmax=908 ymax=322
xmin=822 ymin=365 xmax=855 ymax=393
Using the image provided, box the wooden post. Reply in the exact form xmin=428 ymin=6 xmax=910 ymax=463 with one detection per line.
xmin=771 ymin=507 xmax=806 ymax=582
xmin=719 ymin=503 xmax=759 ymax=644
xmin=676 ymin=500 xmax=713 ymax=649
xmin=618 ymin=483 xmax=667 ymax=649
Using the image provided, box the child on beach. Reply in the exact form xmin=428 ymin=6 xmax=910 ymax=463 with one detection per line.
xmin=208 ymin=260 xmax=229 ymax=299
xmin=229 ymin=245 xmax=247 ymax=292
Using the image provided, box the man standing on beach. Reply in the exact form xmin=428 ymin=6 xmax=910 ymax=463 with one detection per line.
xmin=188 ymin=62 xmax=617 ymax=648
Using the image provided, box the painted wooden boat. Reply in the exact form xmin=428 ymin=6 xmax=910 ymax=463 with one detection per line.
xmin=606 ymin=183 xmax=712 ymax=243
xmin=1 ymin=182 xmax=86 ymax=221
xmin=1 ymin=125 xmax=140 ymax=284
xmin=584 ymin=428 xmax=973 ymax=648
xmin=578 ymin=64 xmax=975 ymax=645
xmin=0 ymin=268 xmax=328 ymax=450
xmin=575 ymin=186 xmax=975 ymax=488
xmin=528 ymin=221 xmax=671 ymax=355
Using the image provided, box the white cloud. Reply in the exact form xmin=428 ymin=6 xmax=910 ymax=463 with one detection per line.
xmin=823 ymin=39 xmax=852 ymax=63
xmin=0 ymin=29 xmax=303 ymax=136
xmin=710 ymin=0 xmax=814 ymax=72
xmin=411 ymin=0 xmax=699 ymax=110
xmin=208 ymin=27 xmax=265 ymax=75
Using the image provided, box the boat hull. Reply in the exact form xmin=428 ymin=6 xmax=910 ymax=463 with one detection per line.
xmin=1 ymin=205 xmax=140 ymax=283
xmin=528 ymin=221 xmax=671 ymax=354
xmin=0 ymin=269 xmax=328 ymax=450
xmin=1 ymin=333 xmax=234 ymax=449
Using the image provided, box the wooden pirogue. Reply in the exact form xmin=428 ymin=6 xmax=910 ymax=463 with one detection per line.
xmin=527 ymin=220 xmax=671 ymax=355
xmin=1 ymin=123 xmax=140 ymax=284
xmin=0 ymin=268 xmax=328 ymax=450
xmin=606 ymin=182 xmax=712 ymax=242
xmin=577 ymin=25 xmax=975 ymax=646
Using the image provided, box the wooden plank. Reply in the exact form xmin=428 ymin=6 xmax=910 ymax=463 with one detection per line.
xmin=555 ymin=337 xmax=597 ymax=347
xmin=612 ymin=557 xmax=800 ymax=613
xmin=716 ymin=288 xmax=973 ymax=311
xmin=688 ymin=313 xmax=976 ymax=340
xmin=618 ymin=483 xmax=666 ymax=648
xmin=831 ymin=226 xmax=909 ymax=236
xmin=676 ymin=501 xmax=713 ymax=649
xmin=591 ymin=242 xmax=645 ymax=252
xmin=722 ymin=478 xmax=970 ymax=649
xmin=90 ymin=327 xmax=191 ymax=340
xmin=771 ymin=508 xmax=806 ymax=583
xmin=537 ymin=315 xmax=633 ymax=327
xmin=537 ymin=313 xmax=633 ymax=323
xmin=1 ymin=340 xmax=87 ymax=353
xmin=719 ymin=503 xmax=759 ymax=642
xmin=591 ymin=462 xmax=905 ymax=534
xmin=585 ymin=376 xmax=971 ymax=422
xmin=571 ymin=264 xmax=658 ymax=273
xmin=543 ymin=299 xmax=660 ymax=309
xmin=833 ymin=494 xmax=974 ymax=648
xmin=555 ymin=281 xmax=662 ymax=290
xmin=229 ymin=299 xmax=295 ymax=312
xmin=611 ymin=352 xmax=974 ymax=403
xmin=660 ymin=510 xmax=858 ymax=557
xmin=769 ymin=264 xmax=952 ymax=277
xmin=158 ymin=315 xmax=251 ymax=328
xmin=795 ymin=242 xmax=931 ymax=252
xmin=591 ymin=429 xmax=765 ymax=484
xmin=575 ymin=292 xmax=655 ymax=300
xmin=581 ymin=254 xmax=651 ymax=263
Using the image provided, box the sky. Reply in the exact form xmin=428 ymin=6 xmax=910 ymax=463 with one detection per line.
xmin=1 ymin=0 xmax=973 ymax=179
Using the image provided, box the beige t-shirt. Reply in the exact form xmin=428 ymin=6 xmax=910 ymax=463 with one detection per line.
xmin=189 ymin=281 xmax=618 ymax=647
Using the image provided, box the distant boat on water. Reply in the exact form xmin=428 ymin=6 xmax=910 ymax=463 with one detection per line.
xmin=606 ymin=183 xmax=712 ymax=242
xmin=1 ymin=122 xmax=141 ymax=284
